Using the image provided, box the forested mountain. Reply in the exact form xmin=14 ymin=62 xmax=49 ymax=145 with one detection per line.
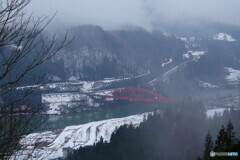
xmin=46 ymin=25 xmax=186 ymax=81
xmin=12 ymin=23 xmax=240 ymax=113
xmin=22 ymin=23 xmax=240 ymax=93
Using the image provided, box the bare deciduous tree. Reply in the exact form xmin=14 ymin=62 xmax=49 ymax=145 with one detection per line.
xmin=0 ymin=0 xmax=69 ymax=159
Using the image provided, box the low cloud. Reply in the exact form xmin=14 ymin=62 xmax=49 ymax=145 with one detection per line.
xmin=27 ymin=0 xmax=240 ymax=31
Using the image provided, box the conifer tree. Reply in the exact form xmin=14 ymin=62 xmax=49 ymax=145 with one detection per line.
xmin=214 ymin=125 xmax=227 ymax=151
xmin=226 ymin=120 xmax=236 ymax=148
xmin=203 ymin=131 xmax=213 ymax=160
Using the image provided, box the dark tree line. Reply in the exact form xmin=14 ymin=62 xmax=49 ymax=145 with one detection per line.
xmin=200 ymin=120 xmax=240 ymax=160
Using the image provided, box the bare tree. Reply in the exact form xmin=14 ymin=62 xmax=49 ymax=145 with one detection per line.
xmin=0 ymin=0 xmax=69 ymax=159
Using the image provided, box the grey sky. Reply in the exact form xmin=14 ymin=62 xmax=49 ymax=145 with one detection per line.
xmin=27 ymin=0 xmax=240 ymax=31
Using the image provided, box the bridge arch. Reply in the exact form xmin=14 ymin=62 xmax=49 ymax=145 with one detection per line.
xmin=90 ymin=88 xmax=172 ymax=103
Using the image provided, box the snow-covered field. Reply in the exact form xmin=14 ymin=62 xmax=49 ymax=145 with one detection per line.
xmin=206 ymin=108 xmax=229 ymax=118
xmin=206 ymin=107 xmax=240 ymax=118
xmin=42 ymin=89 xmax=118 ymax=114
xmin=11 ymin=113 xmax=147 ymax=160
xmin=42 ymin=93 xmax=100 ymax=114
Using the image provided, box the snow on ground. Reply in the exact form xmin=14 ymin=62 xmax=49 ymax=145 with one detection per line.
xmin=11 ymin=44 xmax=23 ymax=50
xmin=91 ymin=89 xmax=114 ymax=96
xmin=161 ymin=58 xmax=173 ymax=67
xmin=213 ymin=33 xmax=237 ymax=42
xmin=134 ymin=70 xmax=150 ymax=78
xmin=17 ymin=72 xmax=150 ymax=92
xmin=17 ymin=81 xmax=109 ymax=92
xmin=225 ymin=67 xmax=240 ymax=84
xmin=190 ymin=51 xmax=205 ymax=61
xmin=16 ymin=85 xmax=40 ymax=90
xmin=198 ymin=80 xmax=218 ymax=89
xmin=183 ymin=51 xmax=205 ymax=60
xmin=149 ymin=53 xmax=207 ymax=85
xmin=42 ymin=93 xmax=100 ymax=114
xmin=18 ymin=72 xmax=151 ymax=114
xmin=206 ymin=108 xmax=229 ymax=118
xmin=68 ymin=76 xmax=79 ymax=81
xmin=177 ymin=37 xmax=187 ymax=42
xmin=191 ymin=51 xmax=205 ymax=57
xmin=11 ymin=113 xmax=147 ymax=160
xmin=203 ymin=96 xmax=239 ymax=109
xmin=183 ymin=52 xmax=190 ymax=59
xmin=42 ymin=93 xmax=85 ymax=103
xmin=148 ymin=60 xmax=191 ymax=85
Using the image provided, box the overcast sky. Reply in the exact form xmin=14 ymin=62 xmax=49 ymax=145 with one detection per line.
xmin=27 ymin=0 xmax=240 ymax=31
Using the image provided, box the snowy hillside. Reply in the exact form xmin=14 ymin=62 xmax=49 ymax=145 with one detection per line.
xmin=11 ymin=107 xmax=235 ymax=160
xmin=11 ymin=113 xmax=147 ymax=160
xmin=213 ymin=33 xmax=236 ymax=42
xmin=225 ymin=67 xmax=240 ymax=85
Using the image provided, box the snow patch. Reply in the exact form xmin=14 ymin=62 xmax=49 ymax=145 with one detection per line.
xmin=199 ymin=81 xmax=218 ymax=89
xmin=183 ymin=52 xmax=190 ymax=59
xmin=225 ymin=67 xmax=240 ymax=84
xmin=11 ymin=44 xmax=23 ymax=50
xmin=206 ymin=108 xmax=229 ymax=118
xmin=161 ymin=58 xmax=173 ymax=67
xmin=177 ymin=37 xmax=187 ymax=42
xmin=191 ymin=51 xmax=205 ymax=57
xmin=213 ymin=33 xmax=236 ymax=42
xmin=42 ymin=93 xmax=99 ymax=114
xmin=149 ymin=60 xmax=191 ymax=85
xmin=183 ymin=51 xmax=205 ymax=60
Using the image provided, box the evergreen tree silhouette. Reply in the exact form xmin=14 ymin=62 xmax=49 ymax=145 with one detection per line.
xmin=203 ymin=131 xmax=213 ymax=160
xmin=226 ymin=120 xmax=236 ymax=149
xmin=215 ymin=125 xmax=228 ymax=152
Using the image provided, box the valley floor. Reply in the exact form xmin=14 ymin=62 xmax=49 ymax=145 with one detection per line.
xmin=10 ymin=107 xmax=238 ymax=160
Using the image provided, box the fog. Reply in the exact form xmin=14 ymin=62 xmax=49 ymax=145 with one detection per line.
xmin=27 ymin=0 xmax=240 ymax=31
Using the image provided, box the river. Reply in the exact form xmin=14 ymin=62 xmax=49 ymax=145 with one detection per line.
xmin=35 ymin=88 xmax=239 ymax=132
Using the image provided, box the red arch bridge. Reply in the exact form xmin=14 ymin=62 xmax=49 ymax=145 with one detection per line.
xmin=89 ymin=88 xmax=173 ymax=103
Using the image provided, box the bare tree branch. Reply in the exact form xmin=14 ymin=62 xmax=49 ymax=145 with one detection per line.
xmin=0 ymin=0 xmax=70 ymax=159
